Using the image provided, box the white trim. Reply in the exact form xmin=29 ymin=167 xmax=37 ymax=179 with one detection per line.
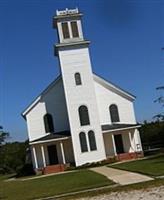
xmin=60 ymin=142 xmax=66 ymax=164
xmin=68 ymin=21 xmax=73 ymax=39
xmin=136 ymin=130 xmax=143 ymax=152
xmin=55 ymin=40 xmax=90 ymax=48
xmin=32 ymin=146 xmax=38 ymax=169
xmin=111 ymin=134 xmax=117 ymax=156
xmin=102 ymin=125 xmax=141 ymax=134
xmin=41 ymin=145 xmax=46 ymax=167
xmin=132 ymin=131 xmax=137 ymax=152
xmin=128 ymin=131 xmax=134 ymax=152
xmin=29 ymin=136 xmax=70 ymax=145
xmin=22 ymin=96 xmax=41 ymax=117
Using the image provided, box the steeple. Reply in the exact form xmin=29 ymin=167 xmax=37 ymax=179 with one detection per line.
xmin=53 ymin=8 xmax=106 ymax=166
xmin=53 ymin=8 xmax=90 ymax=55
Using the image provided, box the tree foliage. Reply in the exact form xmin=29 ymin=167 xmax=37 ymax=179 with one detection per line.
xmin=0 ymin=126 xmax=34 ymax=176
xmin=0 ymin=141 xmax=29 ymax=174
xmin=0 ymin=126 xmax=9 ymax=145
xmin=154 ymin=86 xmax=164 ymax=121
xmin=139 ymin=121 xmax=164 ymax=150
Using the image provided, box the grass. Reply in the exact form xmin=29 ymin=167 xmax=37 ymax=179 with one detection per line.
xmin=0 ymin=174 xmax=16 ymax=181
xmin=0 ymin=170 xmax=113 ymax=200
xmin=1 ymin=154 xmax=164 ymax=200
xmin=109 ymin=154 xmax=164 ymax=177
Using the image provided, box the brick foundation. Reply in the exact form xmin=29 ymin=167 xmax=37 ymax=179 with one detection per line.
xmin=41 ymin=164 xmax=67 ymax=175
xmin=116 ymin=152 xmax=144 ymax=161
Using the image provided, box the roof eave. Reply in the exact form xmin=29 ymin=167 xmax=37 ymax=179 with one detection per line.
xmin=102 ymin=125 xmax=141 ymax=133
xmin=54 ymin=40 xmax=90 ymax=56
xmin=29 ymin=136 xmax=71 ymax=145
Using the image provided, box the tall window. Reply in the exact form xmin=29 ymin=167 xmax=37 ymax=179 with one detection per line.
xmin=61 ymin=22 xmax=70 ymax=39
xmin=109 ymin=104 xmax=120 ymax=123
xmin=88 ymin=131 xmax=97 ymax=151
xmin=71 ymin=21 xmax=79 ymax=38
xmin=79 ymin=132 xmax=88 ymax=152
xmin=75 ymin=73 xmax=82 ymax=85
xmin=78 ymin=106 xmax=90 ymax=126
xmin=44 ymin=113 xmax=54 ymax=133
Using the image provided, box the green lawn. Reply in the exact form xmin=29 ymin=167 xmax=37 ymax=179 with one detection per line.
xmin=110 ymin=154 xmax=164 ymax=177
xmin=0 ymin=170 xmax=113 ymax=200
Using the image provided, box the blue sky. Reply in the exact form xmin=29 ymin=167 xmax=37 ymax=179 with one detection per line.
xmin=0 ymin=0 xmax=163 ymax=141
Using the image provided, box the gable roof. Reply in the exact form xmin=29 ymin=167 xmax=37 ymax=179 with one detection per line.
xmin=93 ymin=74 xmax=136 ymax=101
xmin=22 ymin=73 xmax=135 ymax=118
xmin=22 ymin=75 xmax=61 ymax=118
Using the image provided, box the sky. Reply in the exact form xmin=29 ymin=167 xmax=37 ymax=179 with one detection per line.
xmin=0 ymin=0 xmax=164 ymax=141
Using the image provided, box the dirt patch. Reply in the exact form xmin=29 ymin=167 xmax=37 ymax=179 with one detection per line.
xmin=78 ymin=186 xmax=164 ymax=200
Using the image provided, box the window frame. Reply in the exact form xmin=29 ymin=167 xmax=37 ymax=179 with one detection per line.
xmin=109 ymin=104 xmax=120 ymax=123
xmin=74 ymin=72 xmax=82 ymax=86
xmin=44 ymin=113 xmax=54 ymax=133
xmin=70 ymin=21 xmax=79 ymax=38
xmin=79 ymin=132 xmax=88 ymax=153
xmin=88 ymin=130 xmax=97 ymax=151
xmin=61 ymin=22 xmax=70 ymax=39
xmin=78 ymin=105 xmax=90 ymax=126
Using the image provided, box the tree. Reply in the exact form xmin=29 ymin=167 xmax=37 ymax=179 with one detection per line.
xmin=139 ymin=121 xmax=164 ymax=150
xmin=154 ymin=86 xmax=164 ymax=121
xmin=0 ymin=141 xmax=29 ymax=174
xmin=0 ymin=126 xmax=9 ymax=145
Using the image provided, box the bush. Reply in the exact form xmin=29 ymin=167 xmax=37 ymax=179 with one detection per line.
xmin=16 ymin=164 xmax=35 ymax=177
xmin=66 ymin=157 xmax=117 ymax=171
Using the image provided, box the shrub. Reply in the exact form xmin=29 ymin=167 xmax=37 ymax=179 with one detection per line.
xmin=16 ymin=163 xmax=35 ymax=177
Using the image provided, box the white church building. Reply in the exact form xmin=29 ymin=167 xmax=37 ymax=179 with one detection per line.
xmin=22 ymin=8 xmax=143 ymax=174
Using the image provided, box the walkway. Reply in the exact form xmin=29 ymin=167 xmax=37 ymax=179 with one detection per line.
xmin=90 ymin=166 xmax=153 ymax=185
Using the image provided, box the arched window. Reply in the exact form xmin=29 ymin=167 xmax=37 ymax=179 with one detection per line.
xmin=109 ymin=104 xmax=120 ymax=123
xmin=78 ymin=105 xmax=90 ymax=126
xmin=79 ymin=132 xmax=88 ymax=152
xmin=88 ymin=130 xmax=97 ymax=151
xmin=44 ymin=113 xmax=54 ymax=133
xmin=75 ymin=73 xmax=82 ymax=85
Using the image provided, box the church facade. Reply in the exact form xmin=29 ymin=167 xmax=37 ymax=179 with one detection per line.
xmin=22 ymin=8 xmax=143 ymax=174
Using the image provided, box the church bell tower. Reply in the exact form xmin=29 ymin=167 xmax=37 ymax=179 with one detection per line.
xmin=53 ymin=8 xmax=106 ymax=166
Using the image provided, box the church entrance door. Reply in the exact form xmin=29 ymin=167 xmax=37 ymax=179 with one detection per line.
xmin=114 ymin=134 xmax=124 ymax=154
xmin=47 ymin=145 xmax=59 ymax=165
